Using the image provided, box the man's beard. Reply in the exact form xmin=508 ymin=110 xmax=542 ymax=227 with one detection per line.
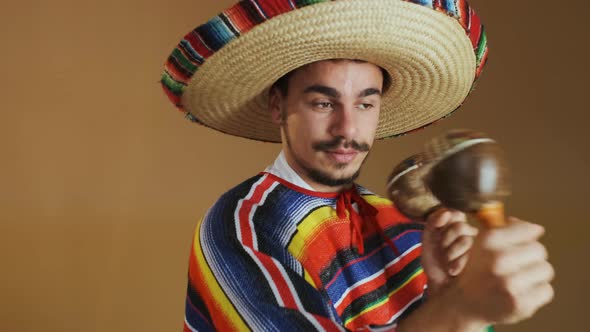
xmin=285 ymin=130 xmax=370 ymax=188
xmin=305 ymin=164 xmax=362 ymax=187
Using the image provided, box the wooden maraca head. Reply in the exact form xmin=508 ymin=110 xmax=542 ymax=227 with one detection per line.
xmin=387 ymin=154 xmax=440 ymax=220
xmin=423 ymin=130 xmax=511 ymax=213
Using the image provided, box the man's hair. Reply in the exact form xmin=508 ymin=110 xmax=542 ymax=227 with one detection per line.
xmin=271 ymin=60 xmax=392 ymax=96
xmin=272 ymin=70 xmax=294 ymax=97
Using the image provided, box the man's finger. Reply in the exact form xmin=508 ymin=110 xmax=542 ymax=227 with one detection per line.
xmin=427 ymin=209 xmax=467 ymax=229
xmin=446 ymin=235 xmax=475 ymax=262
xmin=509 ymin=282 xmax=555 ymax=323
xmin=448 ymin=210 xmax=467 ymax=223
xmin=448 ymin=255 xmax=469 ymax=276
xmin=442 ymin=222 xmax=478 ymax=248
xmin=493 ymin=241 xmax=549 ymax=275
xmin=426 ymin=209 xmax=451 ymax=229
xmin=484 ymin=218 xmax=545 ymax=248
xmin=508 ymin=261 xmax=555 ymax=296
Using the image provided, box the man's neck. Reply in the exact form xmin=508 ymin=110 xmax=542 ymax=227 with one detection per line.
xmin=281 ymin=150 xmax=353 ymax=193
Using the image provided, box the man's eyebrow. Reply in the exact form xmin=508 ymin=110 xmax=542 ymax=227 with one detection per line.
xmin=302 ymin=85 xmax=382 ymax=98
xmin=358 ymin=88 xmax=382 ymax=98
xmin=303 ymin=85 xmax=341 ymax=98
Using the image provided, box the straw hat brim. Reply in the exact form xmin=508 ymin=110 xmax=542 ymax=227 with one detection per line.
xmin=163 ymin=0 xmax=488 ymax=142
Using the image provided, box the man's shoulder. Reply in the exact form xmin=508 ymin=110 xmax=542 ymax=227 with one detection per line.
xmin=202 ymin=173 xmax=272 ymax=223
xmin=210 ymin=172 xmax=293 ymax=208
xmin=215 ymin=173 xmax=268 ymax=202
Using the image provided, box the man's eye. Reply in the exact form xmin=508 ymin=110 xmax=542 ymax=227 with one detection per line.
xmin=314 ymin=102 xmax=334 ymax=109
xmin=358 ymin=103 xmax=374 ymax=110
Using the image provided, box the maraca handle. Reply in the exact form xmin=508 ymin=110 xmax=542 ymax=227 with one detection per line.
xmin=476 ymin=201 xmax=506 ymax=228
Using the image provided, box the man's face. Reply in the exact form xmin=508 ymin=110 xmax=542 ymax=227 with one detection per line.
xmin=270 ymin=60 xmax=383 ymax=192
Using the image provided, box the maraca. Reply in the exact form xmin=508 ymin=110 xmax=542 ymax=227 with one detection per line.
xmin=388 ymin=129 xmax=510 ymax=228
xmin=386 ymin=153 xmax=440 ymax=221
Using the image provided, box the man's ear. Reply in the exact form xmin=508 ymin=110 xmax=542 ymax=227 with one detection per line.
xmin=269 ymin=88 xmax=284 ymax=125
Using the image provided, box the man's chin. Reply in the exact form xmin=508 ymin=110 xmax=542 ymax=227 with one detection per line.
xmin=306 ymin=164 xmax=361 ymax=188
xmin=331 ymin=158 xmax=363 ymax=173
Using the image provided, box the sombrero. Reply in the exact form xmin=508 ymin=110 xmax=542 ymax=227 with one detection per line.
xmin=161 ymin=0 xmax=488 ymax=143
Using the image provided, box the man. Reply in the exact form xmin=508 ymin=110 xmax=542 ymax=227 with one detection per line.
xmin=161 ymin=1 xmax=554 ymax=331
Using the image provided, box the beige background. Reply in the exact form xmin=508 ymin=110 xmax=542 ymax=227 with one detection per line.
xmin=1 ymin=0 xmax=588 ymax=331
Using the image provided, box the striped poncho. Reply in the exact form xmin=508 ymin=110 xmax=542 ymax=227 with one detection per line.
xmin=184 ymin=170 xmax=428 ymax=331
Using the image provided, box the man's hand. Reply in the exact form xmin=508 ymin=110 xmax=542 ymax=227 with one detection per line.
xmin=421 ymin=208 xmax=479 ymax=295
xmin=398 ymin=217 xmax=554 ymax=332
xmin=450 ymin=217 xmax=555 ymax=325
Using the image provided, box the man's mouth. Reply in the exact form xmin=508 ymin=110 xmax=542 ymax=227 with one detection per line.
xmin=324 ymin=149 xmax=360 ymax=164
xmin=313 ymin=138 xmax=370 ymax=164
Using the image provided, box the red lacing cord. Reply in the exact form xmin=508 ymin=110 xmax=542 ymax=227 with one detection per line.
xmin=336 ymin=188 xmax=399 ymax=256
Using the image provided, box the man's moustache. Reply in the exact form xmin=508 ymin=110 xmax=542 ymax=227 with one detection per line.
xmin=312 ymin=138 xmax=370 ymax=152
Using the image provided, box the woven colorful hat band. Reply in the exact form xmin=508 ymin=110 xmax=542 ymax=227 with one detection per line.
xmin=161 ymin=0 xmax=488 ymax=142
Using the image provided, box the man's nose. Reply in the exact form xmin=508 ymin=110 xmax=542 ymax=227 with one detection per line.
xmin=329 ymin=106 xmax=357 ymax=140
